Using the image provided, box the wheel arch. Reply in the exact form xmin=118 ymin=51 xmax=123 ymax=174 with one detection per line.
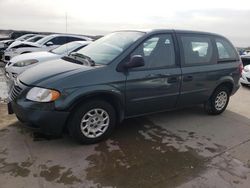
xmin=66 ymin=91 xmax=125 ymax=125
xmin=214 ymin=79 xmax=234 ymax=95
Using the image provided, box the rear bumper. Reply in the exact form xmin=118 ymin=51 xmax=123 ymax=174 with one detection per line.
xmin=9 ymin=101 xmax=70 ymax=136
xmin=231 ymin=82 xmax=240 ymax=95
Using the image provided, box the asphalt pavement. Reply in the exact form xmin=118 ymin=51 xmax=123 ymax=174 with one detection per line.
xmin=0 ymin=67 xmax=250 ymax=188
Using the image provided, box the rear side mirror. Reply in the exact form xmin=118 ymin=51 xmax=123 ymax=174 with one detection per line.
xmin=46 ymin=42 xmax=54 ymax=46
xmin=124 ymin=55 xmax=145 ymax=69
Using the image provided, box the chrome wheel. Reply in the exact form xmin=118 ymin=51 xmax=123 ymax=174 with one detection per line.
xmin=215 ymin=91 xmax=228 ymax=111
xmin=80 ymin=108 xmax=110 ymax=138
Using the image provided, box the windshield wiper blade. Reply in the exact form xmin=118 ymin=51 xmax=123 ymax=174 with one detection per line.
xmin=70 ymin=52 xmax=95 ymax=66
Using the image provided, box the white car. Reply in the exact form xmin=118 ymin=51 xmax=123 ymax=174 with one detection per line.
xmin=0 ymin=33 xmax=36 ymax=49
xmin=7 ymin=34 xmax=46 ymax=49
xmin=240 ymin=65 xmax=250 ymax=86
xmin=3 ymin=34 xmax=92 ymax=62
xmin=5 ymin=41 xmax=91 ymax=80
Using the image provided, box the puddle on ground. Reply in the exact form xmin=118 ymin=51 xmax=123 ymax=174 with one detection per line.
xmin=0 ymin=157 xmax=33 ymax=177
xmin=39 ymin=163 xmax=82 ymax=185
xmin=86 ymin=118 xmax=207 ymax=188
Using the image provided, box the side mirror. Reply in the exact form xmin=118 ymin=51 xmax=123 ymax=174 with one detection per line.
xmin=46 ymin=42 xmax=54 ymax=46
xmin=124 ymin=55 xmax=145 ymax=69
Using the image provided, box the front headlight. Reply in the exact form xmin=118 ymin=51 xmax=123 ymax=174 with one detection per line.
xmin=14 ymin=59 xmax=38 ymax=67
xmin=26 ymin=87 xmax=60 ymax=102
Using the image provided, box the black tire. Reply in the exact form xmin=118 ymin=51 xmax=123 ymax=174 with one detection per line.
xmin=204 ymin=86 xmax=230 ymax=115
xmin=68 ymin=100 xmax=116 ymax=144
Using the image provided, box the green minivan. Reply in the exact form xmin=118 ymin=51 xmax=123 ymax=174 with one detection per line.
xmin=8 ymin=29 xmax=242 ymax=144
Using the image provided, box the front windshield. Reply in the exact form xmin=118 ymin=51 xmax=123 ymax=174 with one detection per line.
xmin=52 ymin=42 xmax=82 ymax=55
xmin=16 ymin=34 xmax=34 ymax=41
xmin=26 ymin=36 xmax=44 ymax=43
xmin=76 ymin=31 xmax=145 ymax=65
xmin=36 ymin=36 xmax=51 ymax=45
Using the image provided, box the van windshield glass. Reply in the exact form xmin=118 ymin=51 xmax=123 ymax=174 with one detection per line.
xmin=76 ymin=31 xmax=145 ymax=65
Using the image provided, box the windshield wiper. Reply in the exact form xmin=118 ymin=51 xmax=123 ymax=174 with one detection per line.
xmin=69 ymin=52 xmax=95 ymax=66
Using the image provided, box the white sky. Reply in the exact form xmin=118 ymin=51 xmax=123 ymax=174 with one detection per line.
xmin=0 ymin=0 xmax=250 ymax=46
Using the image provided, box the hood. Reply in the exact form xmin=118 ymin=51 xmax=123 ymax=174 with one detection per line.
xmin=8 ymin=41 xmax=22 ymax=49
xmin=22 ymin=41 xmax=41 ymax=47
xmin=10 ymin=51 xmax=58 ymax=63
xmin=18 ymin=58 xmax=93 ymax=86
xmin=0 ymin=39 xmax=13 ymax=44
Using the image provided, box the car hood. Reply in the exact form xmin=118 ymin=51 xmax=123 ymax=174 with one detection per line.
xmin=18 ymin=58 xmax=93 ymax=86
xmin=8 ymin=41 xmax=22 ymax=48
xmin=0 ymin=39 xmax=13 ymax=44
xmin=10 ymin=51 xmax=59 ymax=63
xmin=21 ymin=41 xmax=41 ymax=47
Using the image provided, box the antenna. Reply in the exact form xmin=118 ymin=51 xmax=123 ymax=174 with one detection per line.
xmin=65 ymin=12 xmax=68 ymax=34
xmin=65 ymin=12 xmax=69 ymax=54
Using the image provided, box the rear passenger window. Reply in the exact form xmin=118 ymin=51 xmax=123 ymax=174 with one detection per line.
xmin=131 ymin=34 xmax=175 ymax=68
xmin=181 ymin=36 xmax=213 ymax=65
xmin=215 ymin=38 xmax=238 ymax=60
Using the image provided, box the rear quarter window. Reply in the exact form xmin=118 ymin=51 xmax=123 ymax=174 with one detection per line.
xmin=215 ymin=38 xmax=238 ymax=61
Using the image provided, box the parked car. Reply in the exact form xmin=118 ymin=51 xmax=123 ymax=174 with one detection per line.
xmin=8 ymin=29 xmax=241 ymax=144
xmin=9 ymin=32 xmax=37 ymax=40
xmin=240 ymin=65 xmax=250 ymax=86
xmin=0 ymin=34 xmax=36 ymax=60
xmin=3 ymin=34 xmax=92 ymax=62
xmin=7 ymin=35 xmax=46 ymax=50
xmin=5 ymin=41 xmax=91 ymax=80
xmin=241 ymin=53 xmax=250 ymax=66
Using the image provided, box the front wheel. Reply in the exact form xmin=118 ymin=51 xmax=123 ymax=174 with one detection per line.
xmin=204 ymin=86 xmax=230 ymax=115
xmin=68 ymin=100 xmax=116 ymax=144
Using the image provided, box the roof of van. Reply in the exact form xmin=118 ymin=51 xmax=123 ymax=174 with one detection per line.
xmin=116 ymin=29 xmax=225 ymax=37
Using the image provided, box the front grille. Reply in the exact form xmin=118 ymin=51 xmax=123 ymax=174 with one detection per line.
xmin=247 ymin=77 xmax=250 ymax=82
xmin=10 ymin=85 xmax=23 ymax=101
xmin=4 ymin=56 xmax=10 ymax=61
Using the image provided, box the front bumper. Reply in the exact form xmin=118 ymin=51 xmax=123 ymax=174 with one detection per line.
xmin=240 ymin=77 xmax=250 ymax=85
xmin=9 ymin=100 xmax=70 ymax=136
xmin=240 ymin=71 xmax=250 ymax=85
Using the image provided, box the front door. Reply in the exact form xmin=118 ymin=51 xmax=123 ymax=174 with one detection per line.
xmin=125 ymin=33 xmax=181 ymax=117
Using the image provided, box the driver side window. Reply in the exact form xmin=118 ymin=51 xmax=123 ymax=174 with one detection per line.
xmin=131 ymin=34 xmax=175 ymax=68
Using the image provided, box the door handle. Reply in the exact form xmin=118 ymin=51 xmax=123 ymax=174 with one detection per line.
xmin=168 ymin=76 xmax=178 ymax=83
xmin=183 ymin=75 xmax=193 ymax=82
xmin=146 ymin=73 xmax=170 ymax=78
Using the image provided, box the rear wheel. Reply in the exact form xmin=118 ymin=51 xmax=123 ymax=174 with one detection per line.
xmin=68 ymin=100 xmax=116 ymax=144
xmin=204 ymin=86 xmax=230 ymax=115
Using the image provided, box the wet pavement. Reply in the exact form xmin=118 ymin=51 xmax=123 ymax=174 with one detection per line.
xmin=0 ymin=66 xmax=250 ymax=187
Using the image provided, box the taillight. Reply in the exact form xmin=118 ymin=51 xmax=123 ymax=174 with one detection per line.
xmin=239 ymin=63 xmax=243 ymax=76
